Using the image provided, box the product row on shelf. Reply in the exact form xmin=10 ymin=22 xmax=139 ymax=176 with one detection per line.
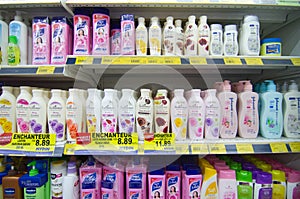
xmin=0 ymin=154 xmax=298 ymax=199
xmin=0 ymin=6 xmax=284 ymax=67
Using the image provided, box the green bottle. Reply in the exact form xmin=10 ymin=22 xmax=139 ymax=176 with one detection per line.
xmin=7 ymin=35 xmax=20 ymax=65
xmin=237 ymin=170 xmax=253 ymax=199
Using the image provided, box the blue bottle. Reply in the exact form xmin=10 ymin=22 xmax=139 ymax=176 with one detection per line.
xmin=260 ymin=80 xmax=283 ymax=138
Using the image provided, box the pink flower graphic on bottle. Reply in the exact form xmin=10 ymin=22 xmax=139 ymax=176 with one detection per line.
xmin=244 ymin=115 xmax=252 ymax=127
xmin=222 ymin=117 xmax=230 ymax=128
xmin=102 ymin=118 xmax=116 ymax=133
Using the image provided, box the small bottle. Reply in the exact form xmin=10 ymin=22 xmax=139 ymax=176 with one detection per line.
xmin=154 ymin=89 xmax=170 ymax=133
xmin=209 ymin=24 xmax=223 ymax=56
xmin=0 ymin=86 xmax=16 ymax=134
xmin=16 ymin=86 xmax=32 ymax=133
xmin=136 ymin=17 xmax=148 ymax=55
xmin=163 ymin=16 xmax=176 ymax=55
xmin=7 ymin=36 xmax=20 ymax=65
xmin=287 ymin=170 xmax=300 ymax=199
xmin=29 ymin=90 xmax=47 ymax=133
xmin=118 ymin=89 xmax=136 ymax=134
xmin=63 ymin=162 xmax=79 ymax=199
xmin=50 ymin=160 xmax=67 ymax=199
xmin=198 ymin=16 xmax=210 ymax=56
xmin=149 ymin=16 xmax=162 ymax=56
xmin=223 ymin=24 xmax=239 ymax=56
xmin=174 ymin=19 xmax=184 ymax=56
xmin=185 ymin=15 xmax=198 ymax=56
xmin=101 ymin=89 xmax=118 ymax=133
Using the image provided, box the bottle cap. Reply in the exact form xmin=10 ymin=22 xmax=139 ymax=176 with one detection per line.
xmin=67 ymin=161 xmax=77 ymax=174
xmin=288 ymin=170 xmax=300 ymax=183
xmin=149 ymin=168 xmax=164 ymax=175
xmin=272 ymin=170 xmax=285 ymax=182
xmin=211 ymin=24 xmax=222 ymax=31
xmin=256 ymin=172 xmax=272 ymax=184
xmin=166 ymin=16 xmax=173 ymax=22
xmin=156 ymin=89 xmax=168 ymax=96
xmin=261 ymin=38 xmax=281 ymax=44
xmin=9 ymin=36 xmax=18 ymax=45
xmin=240 ymin=80 xmax=253 ymax=91
xmin=174 ymin=89 xmax=184 ymax=95
xmin=188 ymin=15 xmax=196 ymax=23
xmin=101 ymin=180 xmax=114 ymax=189
xmin=236 ymin=170 xmax=252 ymax=182
xmin=219 ymin=169 xmax=236 ymax=179
xmin=138 ymin=17 xmax=145 ymax=24
xmin=74 ymin=8 xmax=91 ymax=17
xmin=28 ymin=161 xmax=39 ymax=176
xmin=92 ymin=7 xmax=110 ymax=16
xmin=289 ymin=80 xmax=298 ymax=91
xmin=151 ymin=16 xmax=159 ymax=23
xmin=259 ymin=82 xmax=267 ymax=93
xmin=223 ymin=80 xmax=232 ymax=91
xmin=121 ymin=14 xmax=134 ymax=22
xmin=186 ymin=167 xmax=201 ymax=175
xmin=166 ymin=164 xmax=180 ymax=171
xmin=199 ymin=15 xmax=207 ymax=23
xmin=175 ymin=19 xmax=182 ymax=27
xmin=264 ymin=80 xmax=276 ymax=91
xmin=243 ymin=15 xmax=259 ymax=23
xmin=225 ymin=24 xmax=237 ymax=32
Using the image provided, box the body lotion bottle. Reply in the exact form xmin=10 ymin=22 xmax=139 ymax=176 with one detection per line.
xmin=29 ymin=90 xmax=47 ymax=133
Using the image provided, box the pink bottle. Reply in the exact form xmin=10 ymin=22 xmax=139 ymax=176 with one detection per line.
xmin=166 ymin=164 xmax=181 ymax=199
xmin=121 ymin=14 xmax=135 ymax=55
xmin=73 ymin=8 xmax=91 ymax=55
xmin=183 ymin=167 xmax=202 ymax=199
xmin=92 ymin=8 xmax=110 ymax=55
xmin=111 ymin=23 xmax=121 ymax=55
xmin=287 ymin=170 xmax=300 ymax=199
xmin=32 ymin=16 xmax=51 ymax=65
xmin=101 ymin=180 xmax=114 ymax=199
xmin=148 ymin=168 xmax=165 ymax=199
xmin=51 ymin=17 xmax=71 ymax=64
xmin=128 ymin=181 xmax=143 ymax=199
xmin=215 ymin=165 xmax=230 ymax=172
xmin=218 ymin=169 xmax=237 ymax=199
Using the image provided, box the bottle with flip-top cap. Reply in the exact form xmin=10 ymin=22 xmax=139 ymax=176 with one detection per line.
xmin=149 ymin=17 xmax=162 ymax=55
xmin=136 ymin=17 xmax=148 ymax=55
xmin=198 ymin=15 xmax=210 ymax=56
xmin=163 ymin=16 xmax=176 ymax=55
xmin=185 ymin=15 xmax=198 ymax=56
xmin=174 ymin=19 xmax=184 ymax=56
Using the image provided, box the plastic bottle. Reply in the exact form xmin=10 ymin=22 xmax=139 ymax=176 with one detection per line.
xmin=201 ymin=167 xmax=218 ymax=199
xmin=163 ymin=16 xmax=176 ymax=55
xmin=62 ymin=161 xmax=79 ymax=199
xmin=260 ymin=80 xmax=283 ymax=138
xmin=0 ymin=86 xmax=16 ymax=134
xmin=121 ymin=14 xmax=135 ymax=55
xmin=119 ymin=89 xmax=136 ymax=134
xmin=218 ymin=169 xmax=237 ymax=199
xmin=32 ymin=16 xmax=51 ymax=65
xmin=111 ymin=23 xmax=121 ymax=55
xmin=48 ymin=89 xmax=66 ymax=141
xmin=86 ymin=88 xmax=102 ymax=133
xmin=238 ymin=81 xmax=259 ymax=138
xmin=9 ymin=11 xmax=27 ymax=65
xmin=215 ymin=81 xmax=238 ymax=138
xmin=7 ymin=35 xmax=20 ymax=65
xmin=2 ymin=166 xmax=23 ymax=199
xmin=0 ymin=11 xmax=8 ymax=65
xmin=198 ymin=15 xmax=210 ymax=56
xmin=50 ymin=160 xmax=66 ymax=199
xmin=16 ymin=86 xmax=32 ymax=133
xmin=171 ymin=89 xmax=188 ymax=140
xmin=136 ymin=89 xmax=154 ymax=141
xmin=236 ymin=170 xmax=253 ymax=199
xmin=254 ymin=172 xmax=272 ymax=199
xmin=223 ymin=24 xmax=239 ymax=56
xmin=174 ymin=19 xmax=184 ymax=56
xmin=165 ymin=164 xmax=181 ymax=199
xmin=101 ymin=89 xmax=118 ymax=133
xmin=66 ymin=89 xmax=83 ymax=143
xmin=29 ymin=90 xmax=47 ymax=133
xmin=188 ymin=89 xmax=205 ymax=140
xmin=0 ymin=160 xmax=7 ymax=199
xmin=128 ymin=181 xmax=142 ymax=199
xmin=287 ymin=170 xmax=300 ymax=199
xmin=92 ymin=8 xmax=110 ymax=55
xmin=136 ymin=17 xmax=148 ymax=56
xmin=209 ymin=24 xmax=223 ymax=56
xmin=101 ymin=180 xmax=114 ymax=199
xmin=148 ymin=168 xmax=165 ymax=199
xmin=149 ymin=16 xmax=162 ymax=56
xmin=272 ymin=170 xmax=286 ymax=199
xmin=73 ymin=8 xmax=91 ymax=55
xmin=154 ymin=89 xmax=170 ymax=133
xmin=185 ymin=15 xmax=198 ymax=56
xmin=239 ymin=15 xmax=260 ymax=56
xmin=204 ymin=89 xmax=221 ymax=139
xmin=184 ymin=167 xmax=202 ymax=199
xmin=283 ymin=80 xmax=300 ymax=138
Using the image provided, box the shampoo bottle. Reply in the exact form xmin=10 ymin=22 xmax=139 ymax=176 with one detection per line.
xmin=184 ymin=167 xmax=202 ymax=199
xmin=218 ymin=169 xmax=237 ymax=199
xmin=260 ymin=80 xmax=283 ymax=138
xmin=253 ymin=172 xmax=272 ymax=199
xmin=166 ymin=164 xmax=181 ymax=199
xmin=0 ymin=11 xmax=8 ymax=65
xmin=201 ymin=167 xmax=218 ymax=199
xmin=101 ymin=180 xmax=114 ymax=199
xmin=101 ymin=89 xmax=118 ymax=133
xmin=198 ymin=16 xmax=210 ymax=56
xmin=136 ymin=17 xmax=148 ymax=55
xmin=149 ymin=16 xmax=162 ymax=55
xmin=121 ymin=14 xmax=135 ymax=55
xmin=50 ymin=160 xmax=66 ymax=199
xmin=163 ymin=16 xmax=176 ymax=55
xmin=236 ymin=170 xmax=253 ymax=199
xmin=128 ymin=181 xmax=142 ymax=199
xmin=154 ymin=89 xmax=170 ymax=133
xmin=119 ymin=89 xmax=136 ymax=134
xmin=29 ymin=90 xmax=47 ymax=133
xmin=111 ymin=23 xmax=121 ymax=55
xmin=148 ymin=168 xmax=165 ymax=199
xmin=16 ymin=86 xmax=32 ymax=133
xmin=174 ymin=19 xmax=184 ymax=56
xmin=209 ymin=24 xmax=223 ymax=56
xmin=185 ymin=15 xmax=198 ymax=56
xmin=86 ymin=88 xmax=102 ymax=133
xmin=62 ymin=161 xmax=79 ymax=199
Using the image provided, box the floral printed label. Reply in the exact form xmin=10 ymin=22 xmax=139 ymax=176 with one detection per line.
xmin=198 ymin=24 xmax=210 ymax=56
xmin=111 ymin=29 xmax=121 ymax=55
xmin=0 ymin=99 xmax=13 ymax=134
xmin=264 ymin=97 xmax=282 ymax=136
xmin=163 ymin=25 xmax=176 ymax=55
xmin=172 ymin=101 xmax=188 ymax=140
xmin=154 ymin=95 xmax=169 ymax=133
xmin=285 ymin=97 xmax=300 ymax=136
xmin=220 ymin=97 xmax=237 ymax=138
xmin=102 ymin=102 xmax=117 ymax=133
xmin=210 ymin=31 xmax=222 ymax=55
xmin=48 ymin=101 xmax=65 ymax=141
xmin=119 ymin=103 xmax=135 ymax=134
xmin=29 ymin=102 xmax=44 ymax=133
xmin=16 ymin=99 xmax=30 ymax=133
xmin=188 ymin=100 xmax=205 ymax=139
xmin=243 ymin=96 xmax=258 ymax=135
xmin=166 ymin=174 xmax=180 ymax=199
xmin=149 ymin=26 xmax=161 ymax=55
xmin=205 ymin=100 xmax=220 ymax=138
xmin=66 ymin=101 xmax=81 ymax=142
xmin=137 ymin=97 xmax=153 ymax=141
xmin=86 ymin=100 xmax=100 ymax=133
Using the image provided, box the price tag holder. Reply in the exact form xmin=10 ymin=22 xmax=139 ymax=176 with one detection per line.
xmin=291 ymin=58 xmax=300 ymax=66
xmin=163 ymin=57 xmax=181 ymax=65
xmin=175 ymin=143 xmax=189 ymax=154
xmin=75 ymin=56 xmax=93 ymax=65
xmin=144 ymin=133 xmax=175 ymax=151
xmin=189 ymin=57 xmax=207 ymax=65
xmin=191 ymin=144 xmax=209 ymax=154
xmin=36 ymin=66 xmax=56 ymax=74
xmin=209 ymin=143 xmax=227 ymax=154
xmin=224 ymin=57 xmax=242 ymax=65
xmin=270 ymin=142 xmax=288 ymax=153
xmin=289 ymin=142 xmax=300 ymax=152
xmin=236 ymin=143 xmax=254 ymax=154
xmin=245 ymin=58 xmax=264 ymax=65
xmin=146 ymin=57 xmax=165 ymax=64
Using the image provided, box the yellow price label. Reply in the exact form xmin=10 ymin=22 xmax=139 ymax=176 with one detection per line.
xmin=101 ymin=56 xmax=115 ymax=64
xmin=289 ymin=142 xmax=300 ymax=152
xmin=224 ymin=57 xmax=242 ymax=65
xmin=75 ymin=56 xmax=93 ymax=65
xmin=189 ymin=57 xmax=207 ymax=65
xmin=291 ymin=58 xmax=300 ymax=66
xmin=144 ymin=133 xmax=175 ymax=151
xmin=36 ymin=66 xmax=55 ymax=74
xmin=245 ymin=58 xmax=264 ymax=65
xmin=191 ymin=144 xmax=209 ymax=154
xmin=146 ymin=57 xmax=165 ymax=64
xmin=236 ymin=143 xmax=254 ymax=154
xmin=163 ymin=57 xmax=181 ymax=65
xmin=64 ymin=143 xmax=77 ymax=155
xmin=127 ymin=57 xmax=147 ymax=65
xmin=175 ymin=143 xmax=189 ymax=154
xmin=270 ymin=142 xmax=288 ymax=153
xmin=209 ymin=144 xmax=227 ymax=154
xmin=110 ymin=133 xmax=139 ymax=152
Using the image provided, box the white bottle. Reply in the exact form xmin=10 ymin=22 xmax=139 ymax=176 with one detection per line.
xmin=66 ymin=89 xmax=82 ymax=143
xmin=9 ymin=11 xmax=27 ymax=65
xmin=101 ymin=89 xmax=118 ymax=133
xmin=215 ymin=81 xmax=238 ymax=138
xmin=136 ymin=17 xmax=148 ymax=56
xmin=163 ymin=16 xmax=176 ymax=55
xmin=209 ymin=24 xmax=223 ymax=56
xmin=136 ymin=89 xmax=153 ymax=141
xmin=198 ymin=16 xmax=210 ymax=56
xmin=51 ymin=160 xmax=67 ymax=199
xmin=239 ymin=15 xmax=260 ymax=56
xmin=283 ymin=80 xmax=300 ymax=138
xmin=86 ymin=88 xmax=102 ymax=133
xmin=29 ymin=89 xmax=47 ymax=133
xmin=174 ymin=19 xmax=184 ymax=56
xmin=0 ymin=86 xmax=16 ymax=134
xmin=0 ymin=12 xmax=8 ymax=65
xmin=16 ymin=86 xmax=32 ymax=133
xmin=171 ymin=89 xmax=188 ymax=141
xmin=185 ymin=15 xmax=198 ymax=56
xmin=223 ymin=24 xmax=239 ymax=56
xmin=188 ymin=89 xmax=205 ymax=140
xmin=204 ymin=89 xmax=221 ymax=139
xmin=118 ymin=89 xmax=136 ymax=134
xmin=218 ymin=170 xmax=237 ymax=199
xmin=149 ymin=16 xmax=162 ymax=56
xmin=78 ymin=89 xmax=86 ymax=132
xmin=63 ymin=161 xmax=79 ymax=199
xmin=48 ymin=89 xmax=66 ymax=142
xmin=154 ymin=89 xmax=170 ymax=133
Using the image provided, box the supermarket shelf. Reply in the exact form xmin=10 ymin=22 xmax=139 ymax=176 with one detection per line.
xmin=0 ymin=145 xmax=64 ymax=157
xmin=0 ymin=0 xmax=61 ymax=7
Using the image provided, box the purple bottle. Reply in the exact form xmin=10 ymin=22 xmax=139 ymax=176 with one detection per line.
xmin=254 ymin=172 xmax=272 ymax=199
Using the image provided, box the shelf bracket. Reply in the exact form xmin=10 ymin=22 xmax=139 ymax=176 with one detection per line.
xmin=60 ymin=0 xmax=74 ymax=16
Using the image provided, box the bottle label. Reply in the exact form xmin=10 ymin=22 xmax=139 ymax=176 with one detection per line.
xmin=172 ymin=101 xmax=188 ymax=140
xmin=86 ymin=100 xmax=100 ymax=133
xmin=129 ymin=190 xmax=141 ymax=199
xmin=51 ymin=172 xmax=64 ymax=199
xmin=150 ymin=178 xmax=164 ymax=199
xmin=121 ymin=21 xmax=135 ymax=55
xmin=0 ymin=99 xmax=14 ymax=133
xmin=9 ymin=23 xmax=21 ymax=44
xmin=188 ymin=100 xmax=205 ymax=139
xmin=136 ymin=27 xmax=147 ymax=55
xmin=51 ymin=22 xmax=67 ymax=64
xmin=175 ymin=28 xmax=184 ymax=56
xmin=137 ymin=97 xmax=153 ymax=140
xmin=189 ymin=178 xmax=201 ymax=199
xmin=266 ymin=44 xmax=280 ymax=55
xmin=247 ymin=24 xmax=260 ymax=53
xmin=154 ymin=95 xmax=169 ymax=133
xmin=149 ymin=26 xmax=161 ymax=55
xmin=205 ymin=100 xmax=220 ymax=138
xmin=224 ymin=32 xmax=238 ymax=56
xmin=111 ymin=29 xmax=121 ymax=55
xmin=286 ymin=97 xmax=300 ymax=135
xmin=93 ymin=14 xmax=110 ymax=55
xmin=185 ymin=25 xmax=197 ymax=55
xmin=198 ymin=24 xmax=210 ymax=56
xmin=29 ymin=101 xmax=43 ymax=133
xmin=33 ymin=23 xmax=50 ymax=64
xmin=102 ymin=100 xmax=117 ymax=133
xmin=166 ymin=174 xmax=180 ymax=199
xmin=210 ymin=31 xmax=222 ymax=55
xmin=243 ymin=96 xmax=258 ymax=135
xmin=16 ymin=98 xmax=30 ymax=133
xmin=258 ymin=187 xmax=272 ymax=199
xmin=163 ymin=26 xmax=176 ymax=55
xmin=74 ymin=16 xmax=90 ymax=55
xmin=237 ymin=185 xmax=253 ymax=199
xmin=119 ymin=103 xmax=135 ymax=133
xmin=48 ymin=101 xmax=65 ymax=139
xmin=66 ymin=101 xmax=80 ymax=141
xmin=265 ymin=97 xmax=281 ymax=135
xmin=221 ymin=97 xmax=237 ymax=137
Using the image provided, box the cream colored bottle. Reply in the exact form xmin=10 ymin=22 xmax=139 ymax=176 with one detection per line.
xmin=149 ymin=17 xmax=162 ymax=55
xmin=136 ymin=17 xmax=148 ymax=55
